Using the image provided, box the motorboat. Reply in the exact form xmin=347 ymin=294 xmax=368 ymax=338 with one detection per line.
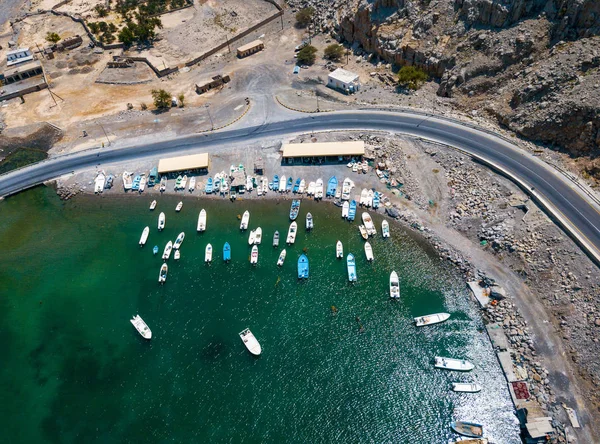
xmin=326 ymin=176 xmax=337 ymax=197
xmin=181 ymin=175 xmax=188 ymax=190
xmin=434 ymin=357 xmax=474 ymax=371
xmin=277 ymin=249 xmax=286 ymax=266
xmin=390 ymin=271 xmax=400 ymax=298
xmin=273 ymin=231 xmax=280 ymax=247
xmin=342 ymin=201 xmax=349 ymax=218
xmin=205 ymin=177 xmax=213 ymax=194
xmin=359 ymin=225 xmax=368 ymax=240
xmin=315 ymin=178 xmax=324 ymax=199
xmin=273 ymin=175 xmax=280 ymax=191
xmin=214 ymin=175 xmax=221 ymax=192
xmin=347 ymin=253 xmax=357 ymax=282
xmin=366 ymin=189 xmax=374 ymax=207
xmin=336 ymin=240 xmax=343 ymax=259
xmin=158 ymin=212 xmax=166 ymax=231
xmin=153 ymin=245 xmax=159 ymax=255
xmin=162 ymin=241 xmax=173 ymax=260
xmin=248 ymin=230 xmax=256 ymax=245
xmin=286 ymin=176 xmax=293 ymax=192
xmin=250 ymin=245 xmax=259 ymax=264
xmin=158 ymin=263 xmax=168 ymax=283
xmin=239 ymin=328 xmax=261 ymax=355
xmin=279 ymin=175 xmax=286 ymax=193
xmin=305 ymin=213 xmax=313 ymax=231
xmin=159 ymin=176 xmax=167 ymax=192
xmin=297 ymin=254 xmax=309 ymax=279
xmin=286 ymin=222 xmax=297 ymax=245
xmin=335 ymin=188 xmax=341 ymax=199
xmin=307 ymin=181 xmax=316 ymax=196
xmin=173 ymin=232 xmax=185 ymax=250
xmin=188 ymin=176 xmax=196 ymax=192
xmin=223 ymin=242 xmax=231 ymax=262
xmin=130 ymin=315 xmax=152 ymax=339
xmin=347 ymin=162 xmax=353 ymax=168
xmin=414 ymin=313 xmax=451 ymax=327
xmin=262 ymin=177 xmax=268 ymax=194
xmin=174 ymin=249 xmax=181 ymax=260
xmin=221 ymin=178 xmax=229 ymax=194
xmin=240 ymin=210 xmax=250 ymax=230
xmin=205 ymin=243 xmax=213 ymax=263
xmin=175 ymin=175 xmax=183 ymax=189
xmin=197 ymin=209 xmax=207 ymax=232
xmin=246 ymin=175 xmax=254 ymax=192
xmin=362 ymin=160 xmax=369 ymax=173
xmin=298 ymin=179 xmax=306 ymax=194
xmin=176 ymin=201 xmax=183 ymax=212
xmin=289 ymin=199 xmax=300 ymax=220
xmin=348 ymin=200 xmax=357 ymax=221
xmin=139 ymin=174 xmax=146 ymax=192
xmin=94 ymin=171 xmax=106 ymax=193
xmin=450 ymin=421 xmax=484 ymax=439
xmin=364 ymin=242 xmax=374 ymax=261
xmin=122 ymin=171 xmax=133 ymax=190
xmin=450 ymin=439 xmax=488 ymax=444
xmin=254 ymin=227 xmax=263 ymax=245
xmin=293 ymin=178 xmax=301 ymax=193
xmin=382 ymin=220 xmax=390 ymax=238
xmin=373 ymin=191 xmax=380 ymax=209
xmin=360 ymin=188 xmax=368 ymax=206
xmin=352 ymin=163 xmax=358 ymax=173
xmin=132 ymin=175 xmax=141 ymax=191
xmin=105 ymin=174 xmax=113 ymax=189
xmin=139 ymin=226 xmax=150 ymax=246
xmin=452 ymin=383 xmax=482 ymax=393
xmin=341 ymin=177 xmax=352 ymax=200
xmin=362 ymin=212 xmax=377 ymax=236
xmin=149 ymin=200 xmax=157 ymax=210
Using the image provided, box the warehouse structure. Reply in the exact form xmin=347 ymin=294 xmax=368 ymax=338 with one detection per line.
xmin=157 ymin=153 xmax=210 ymax=175
xmin=237 ymin=40 xmax=264 ymax=58
xmin=281 ymin=141 xmax=364 ymax=163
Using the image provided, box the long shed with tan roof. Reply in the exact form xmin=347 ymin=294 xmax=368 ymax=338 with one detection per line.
xmin=237 ymin=40 xmax=264 ymax=58
xmin=158 ymin=153 xmax=210 ymax=174
xmin=281 ymin=141 xmax=365 ymax=159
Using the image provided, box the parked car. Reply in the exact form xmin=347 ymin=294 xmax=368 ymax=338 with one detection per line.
xmin=293 ymin=66 xmax=300 ymax=74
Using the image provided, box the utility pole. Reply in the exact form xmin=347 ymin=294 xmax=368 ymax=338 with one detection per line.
xmin=279 ymin=12 xmax=284 ymax=30
xmin=98 ymin=122 xmax=110 ymax=146
xmin=315 ymin=88 xmax=319 ymax=112
xmin=205 ymin=104 xmax=214 ymax=131
xmin=346 ymin=48 xmax=349 ymax=65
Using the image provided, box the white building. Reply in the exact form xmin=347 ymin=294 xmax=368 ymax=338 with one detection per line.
xmin=7 ymin=48 xmax=34 ymax=67
xmin=327 ymin=68 xmax=360 ymax=94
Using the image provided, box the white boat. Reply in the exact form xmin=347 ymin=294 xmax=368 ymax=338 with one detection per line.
xmin=158 ymin=263 xmax=168 ymax=283
xmin=414 ymin=313 xmax=451 ymax=327
xmin=360 ymin=188 xmax=368 ymax=205
xmin=452 ymin=383 xmax=482 ymax=393
xmin=364 ymin=242 xmax=374 ymax=261
xmin=130 ymin=315 xmax=152 ymax=339
xmin=159 ymin=176 xmax=167 ymax=192
xmin=158 ymin=212 xmax=165 ymax=231
xmin=341 ymin=177 xmax=352 ymax=200
xmin=149 ymin=200 xmax=157 ymax=210
xmin=254 ymin=227 xmax=263 ymax=245
xmin=306 ymin=212 xmax=313 ymax=230
xmin=240 ymin=210 xmax=250 ymax=230
xmin=279 ymin=175 xmax=286 ymax=192
xmin=173 ymin=231 xmax=185 ymax=250
xmin=162 ymin=241 xmax=173 ymax=260
xmin=261 ymin=177 xmax=268 ymax=194
xmin=434 ymin=357 xmax=474 ymax=371
xmin=307 ymin=181 xmax=316 ymax=196
xmin=352 ymin=163 xmax=358 ymax=173
xmin=239 ymin=328 xmax=261 ymax=355
xmin=205 ymin=243 xmax=213 ymax=262
xmin=250 ymin=245 xmax=258 ymax=264
xmin=122 ymin=171 xmax=133 ymax=190
xmin=139 ymin=226 xmax=149 ymax=246
xmin=188 ymin=176 xmax=196 ymax=192
xmin=389 ymin=271 xmax=400 ymax=299
xmin=298 ymin=179 xmax=306 ymax=194
xmin=359 ymin=225 xmax=368 ymax=240
xmin=315 ymin=178 xmax=324 ymax=199
xmin=382 ymin=219 xmax=390 ymax=238
xmin=336 ymin=240 xmax=343 ymax=259
xmin=347 ymin=162 xmax=353 ymax=168
xmin=277 ymin=249 xmax=286 ymax=266
xmin=246 ymin=176 xmax=254 ymax=191
xmin=197 ymin=209 xmax=207 ymax=232
xmin=257 ymin=184 xmax=263 ymax=196
xmin=221 ymin=178 xmax=229 ymax=193
xmin=248 ymin=230 xmax=256 ymax=245
xmin=362 ymin=160 xmax=369 ymax=173
xmin=335 ymin=189 xmax=341 ymax=199
xmin=450 ymin=439 xmax=488 ymax=444
xmin=286 ymin=221 xmax=297 ymax=245
xmin=174 ymin=249 xmax=181 ymax=260
xmin=175 ymin=201 xmax=183 ymax=212
xmin=94 ymin=171 xmax=106 ymax=193
xmin=181 ymin=175 xmax=188 ymax=190
xmin=362 ymin=212 xmax=376 ymax=236
xmin=366 ymin=189 xmax=374 ymax=207
xmin=342 ymin=201 xmax=349 ymax=218
xmin=139 ymin=174 xmax=146 ymax=192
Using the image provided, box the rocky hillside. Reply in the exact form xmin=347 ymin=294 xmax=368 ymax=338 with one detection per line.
xmin=288 ymin=0 xmax=600 ymax=180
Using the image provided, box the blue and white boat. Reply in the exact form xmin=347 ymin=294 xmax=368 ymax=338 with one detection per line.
xmin=286 ymin=177 xmax=293 ymax=193
xmin=205 ymin=177 xmax=213 ymax=194
xmin=348 ymin=200 xmax=357 ymax=221
xmin=273 ymin=175 xmax=279 ymax=191
xmin=347 ymin=253 xmax=357 ymax=282
xmin=326 ymin=176 xmax=338 ymax=197
xmin=223 ymin=242 xmax=231 ymax=262
xmin=298 ymin=254 xmax=309 ymax=279
xmin=289 ymin=199 xmax=300 ymax=221
xmin=373 ymin=191 xmax=380 ymax=209
xmin=131 ymin=175 xmax=141 ymax=191
xmin=293 ymin=178 xmax=301 ymax=193
xmin=153 ymin=245 xmax=159 ymax=255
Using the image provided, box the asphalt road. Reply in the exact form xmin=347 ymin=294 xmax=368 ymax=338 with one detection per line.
xmin=2 ymin=110 xmax=600 ymax=263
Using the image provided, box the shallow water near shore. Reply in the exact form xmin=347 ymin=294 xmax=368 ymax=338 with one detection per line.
xmin=0 ymin=187 xmax=519 ymax=443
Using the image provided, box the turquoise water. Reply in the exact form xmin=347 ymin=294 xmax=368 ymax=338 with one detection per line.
xmin=0 ymin=187 xmax=519 ymax=443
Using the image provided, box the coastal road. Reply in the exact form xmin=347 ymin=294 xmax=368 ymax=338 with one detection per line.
xmin=1 ymin=110 xmax=600 ymax=264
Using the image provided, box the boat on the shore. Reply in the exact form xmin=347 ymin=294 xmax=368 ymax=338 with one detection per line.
xmin=364 ymin=242 xmax=374 ymax=261
xmin=347 ymin=253 xmax=357 ymax=282
xmin=174 ymin=249 xmax=180 ymax=260
xmin=261 ymin=177 xmax=268 ymax=194
xmin=277 ymin=249 xmax=286 ymax=266
xmin=158 ymin=263 xmax=168 ymax=283
xmin=159 ymin=176 xmax=166 ymax=192
xmin=150 ymin=200 xmax=157 ymax=210
xmin=348 ymin=200 xmax=357 ymax=221
xmin=362 ymin=160 xmax=369 ymax=173
xmin=297 ymin=254 xmax=309 ymax=279
xmin=293 ymin=178 xmax=301 ymax=193
xmin=373 ymin=191 xmax=380 ymax=209
xmin=205 ymin=177 xmax=213 ymax=194
xmin=289 ymin=199 xmax=300 ymax=220
xmin=286 ymin=221 xmax=297 ymax=245
xmin=315 ymin=178 xmax=324 ymax=199
xmin=286 ymin=176 xmax=293 ymax=192
xmin=250 ymin=245 xmax=258 ymax=264
xmin=335 ymin=188 xmax=341 ymax=199
xmin=132 ymin=174 xmax=141 ymax=191
xmin=162 ymin=241 xmax=173 ymax=260
xmin=306 ymin=212 xmax=313 ymax=231
xmin=414 ymin=313 xmax=451 ymax=327
xmin=336 ymin=240 xmax=343 ymax=259
xmin=94 ymin=171 xmax=106 ymax=194
xmin=175 ymin=175 xmax=183 ymax=189
xmin=223 ymin=242 xmax=231 ymax=262
xmin=139 ymin=226 xmax=149 ymax=246
xmin=342 ymin=201 xmax=349 ymax=218
xmin=341 ymin=177 xmax=352 ymax=200
xmin=362 ymin=212 xmax=376 ymax=236
xmin=450 ymin=421 xmax=484 ymax=439
xmin=359 ymin=225 xmax=368 ymax=240
xmin=153 ymin=245 xmax=159 ymax=255
xmin=352 ymin=163 xmax=358 ymax=173
xmin=188 ymin=176 xmax=196 ymax=192
xmin=360 ymin=188 xmax=368 ymax=205
xmin=176 ymin=201 xmax=183 ymax=212
xmin=158 ymin=212 xmax=165 ymax=231
xmin=130 ymin=315 xmax=152 ymax=339
xmin=389 ymin=271 xmax=400 ymax=299
xmin=239 ymin=328 xmax=261 ymax=355
xmin=435 ymin=357 xmax=474 ymax=371
xmin=240 ymin=210 xmax=250 ymax=230
xmin=246 ymin=175 xmax=254 ymax=192
xmin=279 ymin=175 xmax=286 ymax=193
xmin=181 ymin=175 xmax=188 ymax=190
xmin=273 ymin=175 xmax=279 ymax=191
xmin=139 ymin=174 xmax=146 ymax=192
xmin=298 ymin=179 xmax=306 ymax=194
xmin=254 ymin=227 xmax=263 ymax=245
xmin=248 ymin=230 xmax=256 ymax=245
xmin=273 ymin=231 xmax=280 ymax=247
xmin=205 ymin=243 xmax=213 ymax=263
xmin=173 ymin=232 xmax=185 ymax=250
xmin=382 ymin=220 xmax=390 ymax=238
xmin=197 ymin=209 xmax=207 ymax=232
xmin=452 ymin=383 xmax=482 ymax=393
xmin=366 ymin=189 xmax=374 ymax=207
xmin=122 ymin=172 xmax=133 ymax=190
xmin=307 ymin=181 xmax=316 ymax=196
xmin=326 ymin=176 xmax=337 ymax=197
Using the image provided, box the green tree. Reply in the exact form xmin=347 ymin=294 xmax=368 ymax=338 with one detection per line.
xmin=177 ymin=93 xmax=185 ymax=108
xmin=94 ymin=5 xmax=109 ymax=17
xmin=45 ymin=32 xmax=61 ymax=44
xmin=118 ymin=25 xmax=135 ymax=45
xmin=297 ymin=45 xmax=317 ymax=65
xmin=151 ymin=89 xmax=171 ymax=110
xmin=323 ymin=43 xmax=344 ymax=61
xmin=295 ymin=7 xmax=314 ymax=28
xmin=397 ymin=65 xmax=428 ymax=90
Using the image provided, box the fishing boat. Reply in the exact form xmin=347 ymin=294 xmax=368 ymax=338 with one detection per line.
xmin=373 ymin=191 xmax=380 ymax=209
xmin=173 ymin=232 xmax=185 ymax=250
xmin=105 ymin=174 xmax=113 ymax=189
xmin=364 ymin=242 xmax=374 ymax=261
xmin=278 ymin=175 xmax=286 ymax=193
xmin=326 ymin=176 xmax=337 ymax=197
xmin=389 ymin=271 xmax=400 ymax=298
xmin=298 ymin=179 xmax=306 ymax=194
xmin=341 ymin=177 xmax=352 ymax=200
xmin=214 ymin=175 xmax=221 ymax=193
xmin=254 ymin=227 xmax=263 ymax=245
xmin=257 ymin=182 xmax=263 ymax=196
xmin=289 ymin=199 xmax=300 ymax=220
xmin=348 ymin=200 xmax=357 ymax=221
xmin=450 ymin=439 xmax=488 ymax=444
xmin=250 ymin=245 xmax=259 ymax=264
xmin=362 ymin=212 xmax=377 ymax=236
xmin=352 ymin=163 xmax=358 ymax=173
xmin=240 ymin=210 xmax=250 ymax=230
xmin=153 ymin=245 xmax=159 ymax=255
xmin=159 ymin=176 xmax=167 ymax=192
xmin=359 ymin=225 xmax=368 ymax=240
xmin=414 ymin=313 xmax=451 ymax=327
xmin=174 ymin=249 xmax=180 ymax=260
xmin=286 ymin=176 xmax=293 ymax=193
xmin=175 ymin=175 xmax=183 ymax=189
xmin=181 ymin=175 xmax=188 ymax=190
xmin=293 ymin=178 xmax=301 ymax=193
xmin=305 ymin=212 xmax=313 ymax=231
xmin=347 ymin=253 xmax=357 ymax=282
xmin=307 ymin=181 xmax=316 ymax=196
xmin=139 ymin=226 xmax=150 ymax=246
xmin=239 ymin=328 xmax=261 ymax=355
xmin=342 ymin=201 xmax=349 ymax=218
xmin=122 ymin=172 xmax=133 ymax=190
xmin=452 ymin=383 xmax=482 ymax=393
xmin=273 ymin=231 xmax=280 ymax=247
xmin=382 ymin=220 xmax=390 ymax=238
xmin=130 ymin=315 xmax=152 ymax=339
xmin=176 ymin=201 xmax=183 ymax=212
xmin=347 ymin=161 xmax=353 ymax=168
xmin=162 ymin=241 xmax=173 ymax=260
xmin=366 ymin=189 xmax=374 ymax=207
xmin=223 ymin=242 xmax=231 ymax=262
xmin=205 ymin=177 xmax=213 ymax=194
xmin=297 ymin=254 xmax=309 ymax=279
xmin=197 ymin=209 xmax=207 ymax=232
xmin=277 ymin=249 xmax=286 ymax=266
xmin=188 ymin=176 xmax=196 ymax=192
xmin=158 ymin=263 xmax=168 ymax=283
xmin=149 ymin=200 xmax=157 ymax=210
xmin=261 ymin=177 xmax=268 ymax=194
xmin=94 ymin=171 xmax=106 ymax=193
xmin=248 ymin=230 xmax=256 ymax=245
xmin=158 ymin=212 xmax=166 ymax=231
xmin=315 ymin=178 xmax=324 ymax=199
xmin=336 ymin=240 xmax=343 ymax=259
xmin=434 ymin=357 xmax=475 ymax=371
xmin=286 ymin=221 xmax=297 ymax=245
xmin=450 ymin=421 xmax=484 ymax=439
xmin=131 ymin=175 xmax=141 ymax=191
xmin=360 ymin=188 xmax=368 ymax=206
xmin=205 ymin=243 xmax=213 ymax=263
xmin=273 ymin=175 xmax=280 ymax=191
xmin=139 ymin=174 xmax=146 ymax=192
xmin=362 ymin=160 xmax=369 ymax=173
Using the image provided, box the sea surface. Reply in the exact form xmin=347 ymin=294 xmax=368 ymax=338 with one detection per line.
xmin=0 ymin=187 xmax=520 ymax=443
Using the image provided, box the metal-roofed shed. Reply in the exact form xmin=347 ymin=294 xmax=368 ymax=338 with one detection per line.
xmin=282 ymin=141 xmax=365 ymax=159
xmin=158 ymin=153 xmax=210 ymax=174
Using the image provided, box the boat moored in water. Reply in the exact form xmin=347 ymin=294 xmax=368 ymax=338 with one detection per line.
xmin=239 ymin=328 xmax=261 ymax=355
xmin=174 ymin=249 xmax=180 ymax=260
xmin=390 ymin=271 xmax=400 ymax=298
xmin=139 ymin=226 xmax=150 ymax=246
xmin=254 ymin=227 xmax=263 ymax=245
xmin=450 ymin=421 xmax=484 ymax=438
xmin=162 ymin=241 xmax=173 ymax=260
xmin=336 ymin=240 xmax=343 ymax=259
xmin=153 ymin=245 xmax=159 ymax=255
xmin=158 ymin=263 xmax=168 ymax=283
xmin=415 ymin=313 xmax=451 ymax=327
xmin=273 ymin=231 xmax=280 ymax=247
xmin=382 ymin=219 xmax=390 ymax=238
xmin=306 ymin=213 xmax=313 ymax=231
xmin=277 ymin=249 xmax=286 ymax=266
xmin=223 ymin=242 xmax=231 ymax=262
xmin=373 ymin=191 xmax=380 ymax=209
xmin=150 ymin=200 xmax=157 ymax=210
xmin=197 ymin=209 xmax=207 ymax=232
xmin=289 ymin=199 xmax=300 ymax=221
xmin=342 ymin=201 xmax=349 ymax=218
xmin=450 ymin=439 xmax=488 ymax=444
xmin=364 ymin=242 xmax=374 ymax=261
xmin=240 ymin=210 xmax=250 ymax=230
xmin=326 ymin=176 xmax=337 ymax=197
xmin=173 ymin=232 xmax=185 ymax=250
xmin=362 ymin=212 xmax=376 ymax=236
xmin=452 ymin=383 xmax=482 ymax=393
xmin=286 ymin=221 xmax=297 ymax=245
xmin=175 ymin=201 xmax=183 ymax=212
xmin=158 ymin=212 xmax=166 ymax=231
xmin=348 ymin=200 xmax=357 ymax=221
xmin=359 ymin=225 xmax=368 ymax=240
xmin=205 ymin=243 xmax=213 ymax=263
xmin=248 ymin=230 xmax=256 ymax=245
xmin=297 ymin=254 xmax=309 ymax=279
xmin=130 ymin=315 xmax=152 ymax=339
xmin=347 ymin=253 xmax=357 ymax=282
xmin=435 ymin=357 xmax=474 ymax=371
xmin=250 ymin=245 xmax=258 ymax=264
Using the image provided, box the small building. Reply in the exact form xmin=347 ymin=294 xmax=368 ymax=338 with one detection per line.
xmin=281 ymin=141 xmax=365 ymax=163
xmin=7 ymin=48 xmax=34 ymax=67
xmin=157 ymin=153 xmax=210 ymax=175
xmin=195 ymin=74 xmax=231 ymax=94
xmin=1 ymin=60 xmax=43 ymax=85
xmin=237 ymin=40 xmax=264 ymax=58
xmin=327 ymin=68 xmax=360 ymax=94
xmin=57 ymin=35 xmax=83 ymax=51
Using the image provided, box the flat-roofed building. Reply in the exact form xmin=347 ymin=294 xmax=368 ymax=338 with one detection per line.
xmin=195 ymin=74 xmax=231 ymax=94
xmin=7 ymin=48 xmax=34 ymax=67
xmin=1 ymin=60 xmax=43 ymax=84
xmin=327 ymin=68 xmax=360 ymax=94
xmin=237 ymin=40 xmax=264 ymax=58
xmin=157 ymin=153 xmax=210 ymax=174
xmin=281 ymin=141 xmax=365 ymax=163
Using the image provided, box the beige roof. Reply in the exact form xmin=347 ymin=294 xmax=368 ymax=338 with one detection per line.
xmin=237 ymin=40 xmax=263 ymax=52
xmin=158 ymin=153 xmax=209 ymax=173
xmin=282 ymin=141 xmax=365 ymax=158
xmin=328 ymin=68 xmax=360 ymax=84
